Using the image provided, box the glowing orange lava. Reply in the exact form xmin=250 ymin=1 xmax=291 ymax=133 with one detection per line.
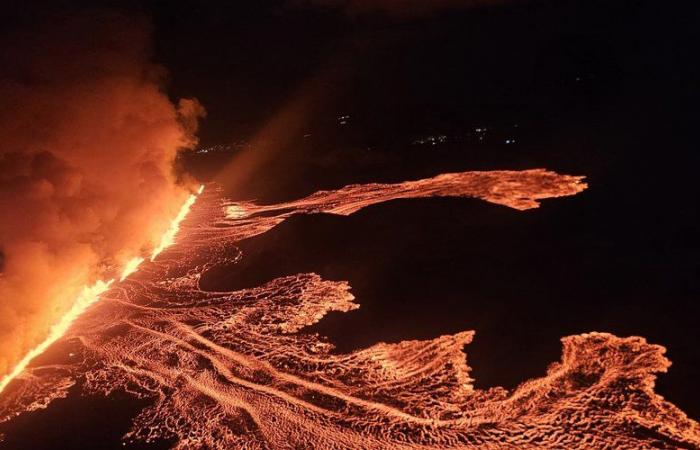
xmin=120 ymin=257 xmax=145 ymax=282
xmin=0 ymin=279 xmax=114 ymax=394
xmin=151 ymin=186 xmax=205 ymax=261
xmin=0 ymin=185 xmax=205 ymax=396
xmin=1 ymin=172 xmax=698 ymax=449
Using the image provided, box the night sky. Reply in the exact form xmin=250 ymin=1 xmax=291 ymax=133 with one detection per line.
xmin=1 ymin=1 xmax=699 ymax=448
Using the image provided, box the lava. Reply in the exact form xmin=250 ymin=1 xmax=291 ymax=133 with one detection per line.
xmin=0 ymin=279 xmax=114 ymax=395
xmin=151 ymin=186 xmax=205 ymax=262
xmin=0 ymin=186 xmax=205 ymax=396
xmin=1 ymin=170 xmax=698 ymax=449
xmin=120 ymin=257 xmax=145 ymax=282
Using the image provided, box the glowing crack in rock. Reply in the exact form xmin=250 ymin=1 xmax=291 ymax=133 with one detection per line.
xmin=1 ymin=170 xmax=699 ymax=449
xmin=0 ymin=186 xmax=205 ymax=397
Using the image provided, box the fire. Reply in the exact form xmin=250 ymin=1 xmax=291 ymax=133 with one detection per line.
xmin=150 ymin=185 xmax=205 ymax=261
xmin=0 ymin=185 xmax=205 ymax=395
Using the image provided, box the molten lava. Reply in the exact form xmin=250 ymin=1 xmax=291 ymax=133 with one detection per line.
xmin=151 ymin=186 xmax=205 ymax=262
xmin=120 ymin=257 xmax=145 ymax=282
xmin=1 ymin=171 xmax=698 ymax=449
xmin=0 ymin=279 xmax=113 ymax=394
xmin=0 ymin=186 xmax=205 ymax=396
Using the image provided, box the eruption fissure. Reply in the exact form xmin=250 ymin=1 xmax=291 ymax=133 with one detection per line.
xmin=151 ymin=185 xmax=206 ymax=262
xmin=0 ymin=279 xmax=114 ymax=395
xmin=121 ymin=257 xmax=145 ymax=282
xmin=0 ymin=186 xmax=205 ymax=395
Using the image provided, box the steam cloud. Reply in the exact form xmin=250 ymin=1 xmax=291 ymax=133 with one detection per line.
xmin=0 ymin=11 xmax=204 ymax=377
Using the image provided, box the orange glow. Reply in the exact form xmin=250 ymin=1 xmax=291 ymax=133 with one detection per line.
xmin=0 ymin=185 xmax=205 ymax=395
xmin=0 ymin=279 xmax=113 ymax=394
xmin=120 ymin=257 xmax=144 ymax=281
xmin=224 ymin=204 xmax=249 ymax=219
xmin=150 ymin=185 xmax=205 ymax=261
xmin=4 ymin=172 xmax=700 ymax=448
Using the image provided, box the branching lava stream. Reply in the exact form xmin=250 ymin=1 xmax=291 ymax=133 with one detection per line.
xmin=1 ymin=169 xmax=698 ymax=449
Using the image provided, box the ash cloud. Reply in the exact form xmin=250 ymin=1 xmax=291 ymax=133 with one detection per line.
xmin=0 ymin=11 xmax=204 ymax=376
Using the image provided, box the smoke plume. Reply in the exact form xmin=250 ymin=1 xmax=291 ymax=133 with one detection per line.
xmin=0 ymin=11 xmax=204 ymax=376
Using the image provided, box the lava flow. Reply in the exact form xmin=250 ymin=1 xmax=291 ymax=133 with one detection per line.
xmin=1 ymin=170 xmax=698 ymax=449
xmin=0 ymin=279 xmax=114 ymax=395
xmin=0 ymin=186 xmax=205 ymax=396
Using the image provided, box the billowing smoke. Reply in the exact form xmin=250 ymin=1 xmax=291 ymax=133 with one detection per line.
xmin=299 ymin=0 xmax=506 ymax=17
xmin=0 ymin=11 xmax=204 ymax=376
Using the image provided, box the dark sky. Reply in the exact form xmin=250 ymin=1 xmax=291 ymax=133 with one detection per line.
xmin=149 ymin=0 xmax=696 ymax=146
xmin=4 ymin=1 xmax=697 ymax=148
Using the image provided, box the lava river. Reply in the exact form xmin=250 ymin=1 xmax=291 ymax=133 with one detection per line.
xmin=1 ymin=169 xmax=698 ymax=449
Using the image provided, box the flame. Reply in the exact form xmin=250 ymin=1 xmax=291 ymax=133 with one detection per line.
xmin=0 ymin=185 xmax=205 ymax=395
xmin=150 ymin=185 xmax=204 ymax=261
